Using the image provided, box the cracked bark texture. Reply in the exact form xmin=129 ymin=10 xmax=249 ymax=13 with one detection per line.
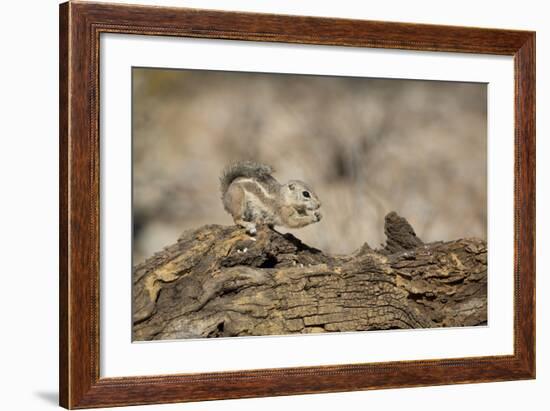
xmin=133 ymin=212 xmax=487 ymax=340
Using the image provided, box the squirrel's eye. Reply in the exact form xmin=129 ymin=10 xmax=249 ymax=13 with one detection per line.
xmin=302 ymin=191 xmax=310 ymax=198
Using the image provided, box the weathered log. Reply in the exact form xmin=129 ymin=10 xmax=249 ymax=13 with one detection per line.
xmin=133 ymin=212 xmax=487 ymax=340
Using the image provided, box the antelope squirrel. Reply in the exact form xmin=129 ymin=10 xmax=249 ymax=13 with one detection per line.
xmin=220 ymin=161 xmax=322 ymax=235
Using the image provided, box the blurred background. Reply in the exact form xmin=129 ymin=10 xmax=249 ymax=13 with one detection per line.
xmin=132 ymin=68 xmax=487 ymax=264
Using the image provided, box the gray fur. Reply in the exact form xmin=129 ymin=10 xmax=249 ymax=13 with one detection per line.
xmin=220 ymin=161 xmax=274 ymax=197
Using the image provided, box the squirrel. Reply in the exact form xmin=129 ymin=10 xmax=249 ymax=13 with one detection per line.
xmin=220 ymin=161 xmax=322 ymax=235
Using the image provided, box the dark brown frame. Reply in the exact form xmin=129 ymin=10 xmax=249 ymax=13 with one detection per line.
xmin=59 ymin=1 xmax=535 ymax=409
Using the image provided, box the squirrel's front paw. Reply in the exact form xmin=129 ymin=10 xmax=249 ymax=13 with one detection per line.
xmin=313 ymin=210 xmax=322 ymax=222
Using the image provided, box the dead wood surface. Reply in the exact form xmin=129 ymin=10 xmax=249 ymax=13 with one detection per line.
xmin=133 ymin=212 xmax=487 ymax=340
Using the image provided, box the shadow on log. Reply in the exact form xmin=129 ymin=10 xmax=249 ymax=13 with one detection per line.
xmin=133 ymin=212 xmax=487 ymax=341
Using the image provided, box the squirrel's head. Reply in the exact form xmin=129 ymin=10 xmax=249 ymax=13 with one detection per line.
xmin=282 ymin=180 xmax=321 ymax=211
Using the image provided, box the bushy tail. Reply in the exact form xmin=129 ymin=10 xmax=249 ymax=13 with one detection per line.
xmin=220 ymin=160 xmax=274 ymax=195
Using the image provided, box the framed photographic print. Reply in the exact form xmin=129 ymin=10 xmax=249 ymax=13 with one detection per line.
xmin=59 ymin=1 xmax=535 ymax=408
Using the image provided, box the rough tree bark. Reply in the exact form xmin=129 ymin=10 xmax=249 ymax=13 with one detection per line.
xmin=133 ymin=212 xmax=487 ymax=340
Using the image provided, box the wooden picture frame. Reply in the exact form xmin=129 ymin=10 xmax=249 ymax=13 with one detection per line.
xmin=59 ymin=1 xmax=535 ymax=408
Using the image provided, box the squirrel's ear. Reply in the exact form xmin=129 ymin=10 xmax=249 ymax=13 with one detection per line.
xmin=288 ymin=183 xmax=296 ymax=190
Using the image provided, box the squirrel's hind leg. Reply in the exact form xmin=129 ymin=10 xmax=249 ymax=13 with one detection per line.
xmin=234 ymin=218 xmax=257 ymax=235
xmin=239 ymin=201 xmax=258 ymax=235
xmin=225 ymin=183 xmax=256 ymax=235
xmin=224 ymin=183 xmax=259 ymax=235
